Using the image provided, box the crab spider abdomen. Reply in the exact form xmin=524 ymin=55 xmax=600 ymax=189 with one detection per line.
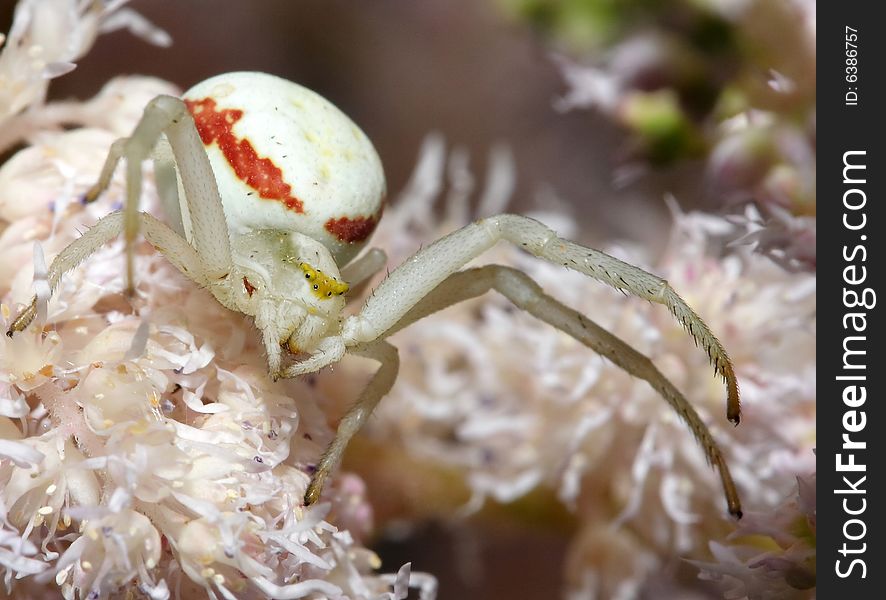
xmin=181 ymin=72 xmax=386 ymax=265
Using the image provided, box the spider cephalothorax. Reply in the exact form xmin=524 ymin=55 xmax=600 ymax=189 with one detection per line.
xmin=213 ymin=229 xmax=350 ymax=375
xmin=7 ymin=72 xmax=743 ymax=517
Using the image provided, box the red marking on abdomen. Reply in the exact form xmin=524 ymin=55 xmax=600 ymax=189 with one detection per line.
xmin=325 ymin=215 xmax=379 ymax=243
xmin=185 ymin=97 xmax=304 ymax=213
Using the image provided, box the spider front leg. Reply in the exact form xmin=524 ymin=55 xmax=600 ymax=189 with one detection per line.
xmin=307 ymin=214 xmax=742 ymax=512
xmin=6 ymin=211 xmax=207 ymax=336
xmin=304 ymin=340 xmax=399 ymax=506
xmin=343 ymin=214 xmax=740 ymax=425
xmin=373 ymin=265 xmax=742 ymax=517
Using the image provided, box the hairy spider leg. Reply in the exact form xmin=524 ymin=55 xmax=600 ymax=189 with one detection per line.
xmin=297 ymin=215 xmax=742 ymax=513
xmin=304 ymin=340 xmax=399 ymax=506
xmin=343 ymin=214 xmax=739 ymax=425
xmin=349 ymin=265 xmax=742 ymax=517
xmin=6 ymin=211 xmax=206 ymax=335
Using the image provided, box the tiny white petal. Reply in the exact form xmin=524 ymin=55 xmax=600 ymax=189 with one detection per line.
xmin=98 ymin=9 xmax=172 ymax=47
xmin=181 ymin=388 xmax=229 ymax=414
xmin=0 ymin=439 xmax=44 ymax=467
xmin=0 ymin=385 xmax=29 ymax=418
xmin=32 ymin=241 xmax=50 ymax=326
xmin=42 ymin=61 xmax=77 ymax=79
xmin=251 ymin=575 xmax=342 ymax=599
xmin=0 ymin=548 xmax=49 ymax=575
xmin=123 ymin=317 xmax=151 ymax=360
xmin=393 ymin=562 xmax=411 ymax=599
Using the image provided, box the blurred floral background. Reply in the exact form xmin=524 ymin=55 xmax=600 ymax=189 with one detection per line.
xmin=0 ymin=1 xmax=815 ymax=599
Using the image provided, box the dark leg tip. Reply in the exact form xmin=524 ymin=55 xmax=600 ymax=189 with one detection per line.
xmin=303 ymin=476 xmax=323 ymax=506
xmin=304 ymin=487 xmax=320 ymax=506
xmin=82 ymin=187 xmax=101 ymax=204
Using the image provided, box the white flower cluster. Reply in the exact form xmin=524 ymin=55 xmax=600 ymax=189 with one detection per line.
xmin=0 ymin=0 xmax=170 ymax=152
xmin=1 ymin=2 xmax=432 ymax=598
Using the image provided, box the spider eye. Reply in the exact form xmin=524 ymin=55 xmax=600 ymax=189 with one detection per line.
xmin=313 ymin=284 xmax=319 ymax=290
xmin=305 ymin=273 xmax=311 ymax=279
xmin=327 ymin=292 xmax=332 ymax=297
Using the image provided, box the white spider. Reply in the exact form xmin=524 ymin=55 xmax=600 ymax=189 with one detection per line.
xmin=7 ymin=72 xmax=742 ymax=517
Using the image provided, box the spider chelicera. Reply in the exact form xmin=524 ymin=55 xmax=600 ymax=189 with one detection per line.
xmin=7 ymin=72 xmax=742 ymax=517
